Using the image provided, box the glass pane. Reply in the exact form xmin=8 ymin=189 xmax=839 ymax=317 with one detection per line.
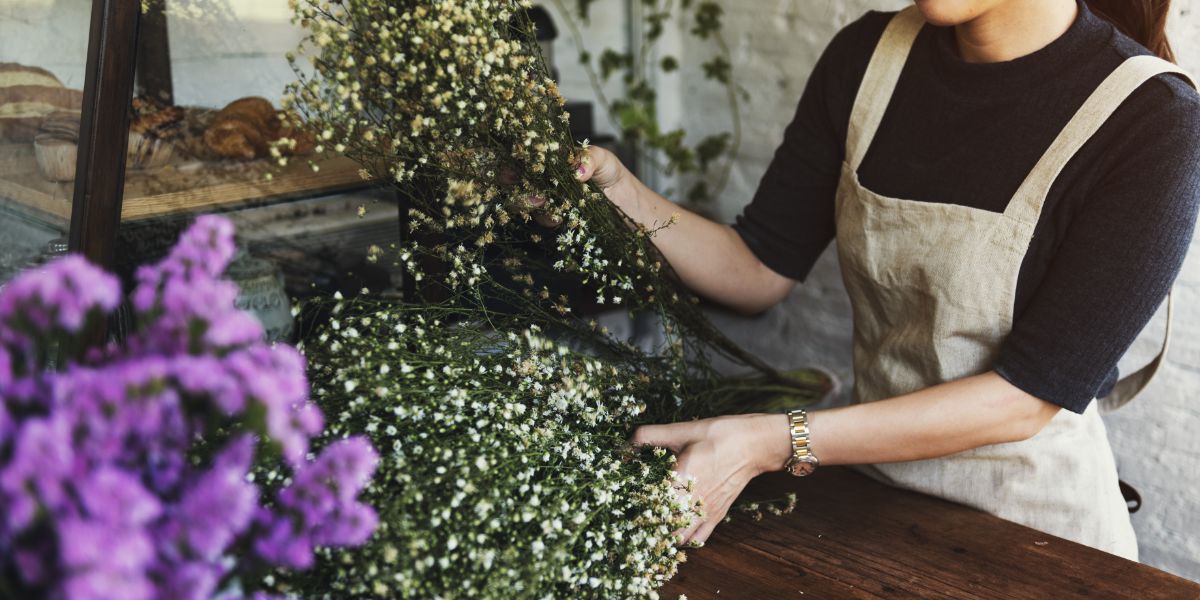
xmin=0 ymin=0 xmax=91 ymax=284
xmin=117 ymin=0 xmax=399 ymax=342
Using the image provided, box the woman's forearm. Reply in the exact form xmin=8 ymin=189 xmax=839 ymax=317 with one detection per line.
xmin=755 ymin=371 xmax=1062 ymax=470
xmin=604 ymin=169 xmax=794 ymax=313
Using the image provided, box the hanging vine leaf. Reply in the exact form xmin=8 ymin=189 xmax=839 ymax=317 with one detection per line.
xmin=599 ymin=49 xmax=634 ymax=81
xmin=702 ymin=55 xmax=731 ymax=83
xmin=627 ymin=79 xmax=657 ymax=103
xmin=687 ymin=180 xmax=712 ymax=204
xmin=576 ymin=0 xmax=596 ymax=21
xmin=696 ymin=132 xmax=731 ymax=170
xmin=657 ymin=129 xmax=697 ymax=174
xmin=646 ymin=10 xmax=670 ymax=41
xmin=692 ymin=1 xmax=723 ymax=39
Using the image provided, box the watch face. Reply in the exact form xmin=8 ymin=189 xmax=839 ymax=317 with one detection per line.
xmin=786 ymin=457 xmax=817 ymax=477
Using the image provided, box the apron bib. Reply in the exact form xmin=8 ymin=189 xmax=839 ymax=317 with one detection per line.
xmin=836 ymin=7 xmax=1193 ymax=559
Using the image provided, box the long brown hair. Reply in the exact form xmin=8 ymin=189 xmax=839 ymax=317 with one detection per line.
xmin=1085 ymin=0 xmax=1175 ymax=62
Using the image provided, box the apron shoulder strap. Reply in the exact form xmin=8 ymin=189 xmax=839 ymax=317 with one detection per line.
xmin=1001 ymin=55 xmax=1195 ymax=413
xmin=1099 ymin=292 xmax=1174 ymax=413
xmin=845 ymin=6 xmax=925 ymax=171
xmin=1004 ymin=55 xmax=1196 ymax=225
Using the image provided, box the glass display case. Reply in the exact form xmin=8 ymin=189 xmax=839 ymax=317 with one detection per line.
xmin=0 ymin=0 xmax=400 ymax=341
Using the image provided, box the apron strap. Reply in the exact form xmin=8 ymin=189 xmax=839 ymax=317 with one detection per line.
xmin=845 ymin=7 xmax=925 ymax=171
xmin=1099 ymin=290 xmax=1174 ymax=413
xmin=1004 ymin=56 xmax=1196 ymax=225
xmin=1002 ymin=55 xmax=1194 ymax=412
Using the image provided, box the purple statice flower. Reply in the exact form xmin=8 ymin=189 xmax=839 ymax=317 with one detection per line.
xmin=155 ymin=560 xmax=222 ymax=600
xmin=174 ymin=435 xmax=259 ymax=561
xmin=218 ymin=593 xmax=294 ymax=600
xmin=252 ymin=510 xmax=317 ymax=570
xmin=203 ymin=309 xmax=266 ymax=349
xmin=254 ymin=436 xmax=378 ymax=568
xmin=0 ymin=255 xmax=119 ymax=381
xmin=74 ymin=467 xmax=163 ymax=529
xmin=0 ymin=415 xmax=74 ymax=532
xmin=0 ymin=347 xmax=11 ymax=390
xmin=0 ymin=255 xmax=120 ymax=332
xmin=130 ymin=215 xmax=237 ymax=315
xmin=170 ymin=354 xmax=248 ymax=415
xmin=128 ymin=214 xmax=258 ymax=357
xmin=0 ymin=396 xmax=10 ymax=446
xmin=0 ymin=216 xmax=377 ymax=599
xmin=56 ymin=520 xmax=155 ymax=600
xmin=46 ymin=358 xmax=191 ymax=495
xmin=224 ymin=345 xmax=321 ymax=466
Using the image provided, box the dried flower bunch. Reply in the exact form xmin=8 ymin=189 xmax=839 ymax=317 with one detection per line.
xmin=0 ymin=217 xmax=377 ymax=600
xmin=275 ymin=0 xmax=826 ymax=597
xmin=282 ymin=0 xmax=802 ymax=390
xmin=273 ymin=301 xmax=697 ymax=597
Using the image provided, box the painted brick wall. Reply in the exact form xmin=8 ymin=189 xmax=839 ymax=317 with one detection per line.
xmin=658 ymin=0 xmax=1200 ymax=581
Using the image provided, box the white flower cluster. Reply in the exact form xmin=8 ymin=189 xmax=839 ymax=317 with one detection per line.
xmin=288 ymin=304 xmax=698 ymax=598
xmin=285 ymin=0 xmax=691 ymax=316
xmin=271 ymin=3 xmax=823 ymax=595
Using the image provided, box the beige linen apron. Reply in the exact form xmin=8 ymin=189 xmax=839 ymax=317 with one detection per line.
xmin=836 ymin=7 xmax=1194 ymax=559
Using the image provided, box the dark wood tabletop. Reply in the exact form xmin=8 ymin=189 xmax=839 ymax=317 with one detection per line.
xmin=660 ymin=467 xmax=1200 ymax=599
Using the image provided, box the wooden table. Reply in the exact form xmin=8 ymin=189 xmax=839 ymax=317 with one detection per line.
xmin=661 ymin=468 xmax=1200 ymax=599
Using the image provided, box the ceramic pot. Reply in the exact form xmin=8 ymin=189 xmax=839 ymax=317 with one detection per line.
xmin=226 ymin=249 xmax=294 ymax=343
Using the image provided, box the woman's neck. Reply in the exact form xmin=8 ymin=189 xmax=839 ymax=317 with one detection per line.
xmin=954 ymin=0 xmax=1078 ymax=63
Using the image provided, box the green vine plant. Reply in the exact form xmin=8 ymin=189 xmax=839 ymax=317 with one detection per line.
xmin=553 ymin=0 xmax=744 ymax=207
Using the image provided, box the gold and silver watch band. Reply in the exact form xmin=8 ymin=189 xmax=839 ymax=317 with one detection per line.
xmin=784 ymin=408 xmax=819 ymax=477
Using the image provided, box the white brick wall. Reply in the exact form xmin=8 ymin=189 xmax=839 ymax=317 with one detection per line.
xmin=658 ymin=0 xmax=1200 ymax=581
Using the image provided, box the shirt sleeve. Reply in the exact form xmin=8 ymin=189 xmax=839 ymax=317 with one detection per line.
xmin=731 ymin=12 xmax=892 ymax=282
xmin=994 ymin=75 xmax=1200 ymax=413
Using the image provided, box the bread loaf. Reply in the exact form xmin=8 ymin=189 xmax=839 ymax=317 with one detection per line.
xmin=0 ymin=62 xmax=62 ymax=88
xmin=203 ymin=97 xmax=277 ymax=160
xmin=203 ymin=97 xmax=315 ymax=161
xmin=0 ymin=64 xmax=82 ymax=142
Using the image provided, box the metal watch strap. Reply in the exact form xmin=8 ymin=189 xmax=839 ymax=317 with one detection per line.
xmin=785 ymin=409 xmax=819 ymax=477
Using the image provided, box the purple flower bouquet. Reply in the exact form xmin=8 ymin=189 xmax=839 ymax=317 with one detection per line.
xmin=0 ymin=216 xmax=377 ymax=600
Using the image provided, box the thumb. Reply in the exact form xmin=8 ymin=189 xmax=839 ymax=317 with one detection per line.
xmin=574 ymin=146 xmax=626 ymax=191
xmin=630 ymin=422 xmax=694 ymax=453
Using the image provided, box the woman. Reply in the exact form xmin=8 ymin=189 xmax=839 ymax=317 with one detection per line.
xmin=566 ymin=0 xmax=1200 ymax=557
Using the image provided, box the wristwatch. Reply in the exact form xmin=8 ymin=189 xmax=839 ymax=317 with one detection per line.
xmin=783 ymin=409 xmax=819 ymax=477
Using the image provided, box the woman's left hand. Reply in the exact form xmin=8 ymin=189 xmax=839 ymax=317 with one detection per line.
xmin=632 ymin=413 xmax=792 ymax=545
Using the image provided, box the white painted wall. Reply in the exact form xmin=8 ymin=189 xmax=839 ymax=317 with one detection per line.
xmin=668 ymin=0 xmax=1200 ymax=582
xmin=0 ymin=0 xmax=308 ymax=107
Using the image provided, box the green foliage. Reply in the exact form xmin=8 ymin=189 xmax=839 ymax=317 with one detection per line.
xmin=696 ymin=132 xmax=730 ymax=170
xmin=598 ymin=49 xmax=633 ymax=81
xmin=701 ymin=55 xmax=731 ymax=83
xmin=553 ymin=0 xmax=742 ymax=205
xmin=577 ymin=0 xmax=596 ymax=21
xmin=691 ymin=1 xmax=723 ymax=38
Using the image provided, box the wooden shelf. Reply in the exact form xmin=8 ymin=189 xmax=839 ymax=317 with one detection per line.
xmin=0 ymin=142 xmax=369 ymax=226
